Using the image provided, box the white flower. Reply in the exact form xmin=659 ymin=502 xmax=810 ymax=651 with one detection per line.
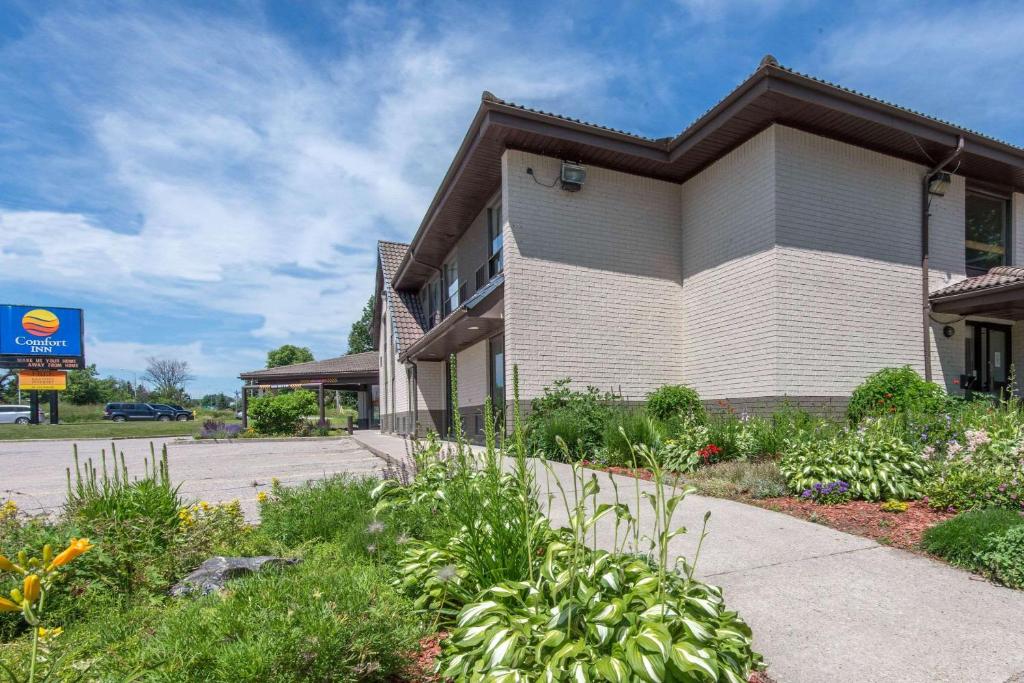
xmin=965 ymin=429 xmax=991 ymax=451
xmin=947 ymin=441 xmax=963 ymax=457
xmin=436 ymin=564 xmax=458 ymax=582
xmin=921 ymin=446 xmax=935 ymax=461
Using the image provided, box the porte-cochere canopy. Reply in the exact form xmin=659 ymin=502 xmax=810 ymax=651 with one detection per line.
xmin=239 ymin=351 xmax=379 ymax=429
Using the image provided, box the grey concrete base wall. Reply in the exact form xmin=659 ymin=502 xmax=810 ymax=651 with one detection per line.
xmin=705 ymin=395 xmax=849 ymax=420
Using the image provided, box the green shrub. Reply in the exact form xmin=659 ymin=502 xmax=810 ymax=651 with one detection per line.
xmin=645 ymin=384 xmax=706 ymax=423
xmin=922 ymin=508 xmax=1024 ymax=567
xmin=247 ymin=390 xmax=318 ymax=435
xmin=846 ymin=366 xmax=945 ymax=424
xmin=981 ymin=525 xmax=1024 ymax=589
xmin=535 ymin=410 xmax=594 ymax=461
xmin=525 ymin=379 xmax=616 ymax=459
xmin=602 ymin=409 xmax=663 ymax=466
xmin=780 ymin=419 xmax=930 ymax=501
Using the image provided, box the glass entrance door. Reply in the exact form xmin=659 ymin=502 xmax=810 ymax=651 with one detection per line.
xmin=966 ymin=322 xmax=1012 ymax=394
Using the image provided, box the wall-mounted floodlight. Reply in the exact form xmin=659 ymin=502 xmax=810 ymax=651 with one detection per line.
xmin=560 ymin=162 xmax=586 ymax=192
xmin=927 ymin=171 xmax=951 ymax=196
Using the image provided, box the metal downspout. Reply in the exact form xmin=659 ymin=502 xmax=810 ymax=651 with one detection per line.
xmin=922 ymin=136 xmax=965 ymax=382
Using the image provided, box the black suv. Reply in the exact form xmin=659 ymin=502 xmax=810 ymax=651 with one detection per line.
xmin=150 ymin=404 xmax=194 ymax=421
xmin=103 ymin=403 xmax=178 ymax=422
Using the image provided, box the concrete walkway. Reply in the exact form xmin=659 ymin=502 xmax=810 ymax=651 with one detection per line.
xmin=355 ymin=431 xmax=1024 ymax=683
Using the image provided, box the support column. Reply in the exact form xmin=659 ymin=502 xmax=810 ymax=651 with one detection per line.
xmin=241 ymin=386 xmax=249 ymax=429
xmin=49 ymin=391 xmax=59 ymax=425
xmin=29 ymin=391 xmax=39 ymax=425
xmin=317 ymin=383 xmax=326 ymax=427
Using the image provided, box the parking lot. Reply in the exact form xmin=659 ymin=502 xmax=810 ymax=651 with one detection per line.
xmin=0 ymin=436 xmax=389 ymax=520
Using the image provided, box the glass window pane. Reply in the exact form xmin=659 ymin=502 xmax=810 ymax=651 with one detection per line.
xmin=965 ymin=194 xmax=1007 ymax=273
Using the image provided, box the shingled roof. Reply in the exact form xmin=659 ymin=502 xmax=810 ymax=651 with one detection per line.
xmin=377 ymin=241 xmax=426 ymax=353
xmin=240 ymin=351 xmax=378 ymax=380
xmin=930 ymin=266 xmax=1024 ymax=300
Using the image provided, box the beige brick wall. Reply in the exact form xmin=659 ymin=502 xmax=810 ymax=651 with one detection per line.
xmin=456 ymin=339 xmax=488 ymax=407
xmin=502 ymin=149 xmax=684 ymax=402
xmin=770 ymin=125 xmax=1023 ymax=396
xmin=378 ymin=297 xmax=411 ymax=432
xmin=680 ymin=127 xmax=778 ymax=399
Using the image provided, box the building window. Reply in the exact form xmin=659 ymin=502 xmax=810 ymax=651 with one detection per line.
xmin=422 ymin=278 xmax=441 ymax=330
xmin=966 ymin=192 xmax=1010 ymax=276
xmin=443 ymin=261 xmax=459 ymax=317
xmin=489 ymin=334 xmax=505 ymax=431
xmin=488 ymin=205 xmax=503 ymax=278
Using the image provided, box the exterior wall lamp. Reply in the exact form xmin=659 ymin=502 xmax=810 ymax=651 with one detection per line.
xmin=560 ymin=161 xmax=586 ymax=192
xmin=927 ymin=171 xmax=951 ymax=196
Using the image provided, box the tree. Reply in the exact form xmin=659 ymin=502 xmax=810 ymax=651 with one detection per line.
xmin=141 ymin=357 xmax=193 ymax=402
xmin=65 ymin=365 xmax=106 ymax=405
xmin=0 ymin=370 xmax=16 ymax=403
xmin=347 ymin=295 xmax=374 ymax=354
xmin=266 ymin=345 xmax=314 ymax=368
xmin=200 ymin=392 xmax=233 ymax=409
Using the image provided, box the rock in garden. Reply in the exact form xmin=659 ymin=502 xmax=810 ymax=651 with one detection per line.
xmin=169 ymin=556 xmax=299 ymax=597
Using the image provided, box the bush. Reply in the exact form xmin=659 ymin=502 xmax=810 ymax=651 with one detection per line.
xmin=247 ymin=390 xmax=318 ymax=435
xmin=780 ymin=419 xmax=930 ymax=501
xmin=798 ymin=480 xmax=853 ymax=505
xmin=922 ymin=508 xmax=1024 ymax=567
xmin=602 ymin=409 xmax=663 ymax=466
xmin=682 ymin=460 xmax=788 ymax=499
xmin=846 ymin=366 xmax=946 ymax=424
xmin=981 ymin=525 xmax=1024 ymax=589
xmin=525 ymin=379 xmax=616 ymax=459
xmin=645 ymin=384 xmax=706 ymax=423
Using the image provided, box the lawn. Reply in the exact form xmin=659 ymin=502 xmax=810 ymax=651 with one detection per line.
xmin=0 ymin=420 xmax=214 ymax=440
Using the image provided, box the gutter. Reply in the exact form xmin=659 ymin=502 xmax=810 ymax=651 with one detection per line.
xmin=921 ymin=136 xmax=965 ymax=382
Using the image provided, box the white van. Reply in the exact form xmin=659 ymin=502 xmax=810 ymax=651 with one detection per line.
xmin=0 ymin=405 xmax=36 ymax=424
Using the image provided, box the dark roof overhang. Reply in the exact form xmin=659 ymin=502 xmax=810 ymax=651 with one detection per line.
xmin=401 ymin=277 xmax=503 ymax=362
xmin=239 ymin=352 xmax=379 ymax=387
xmin=931 ymin=282 xmax=1024 ymax=320
xmin=393 ymin=60 xmax=1024 ymax=291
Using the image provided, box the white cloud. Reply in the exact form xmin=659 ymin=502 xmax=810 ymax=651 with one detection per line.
xmin=815 ymin=4 xmax=1024 ymax=133
xmin=0 ymin=6 xmax=618 ymax=385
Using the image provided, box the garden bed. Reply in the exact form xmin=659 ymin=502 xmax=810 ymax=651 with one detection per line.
xmin=751 ymin=498 xmax=956 ymax=550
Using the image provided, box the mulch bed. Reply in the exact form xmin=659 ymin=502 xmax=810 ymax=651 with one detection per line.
xmin=740 ymin=498 xmax=955 ymax=550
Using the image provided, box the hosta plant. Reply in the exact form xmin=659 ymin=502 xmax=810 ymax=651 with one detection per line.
xmin=437 ymin=443 xmax=761 ymax=682
xmin=780 ymin=420 xmax=930 ymax=501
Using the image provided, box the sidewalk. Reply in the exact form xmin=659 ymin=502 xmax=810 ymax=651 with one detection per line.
xmin=355 ymin=431 xmax=1024 ymax=683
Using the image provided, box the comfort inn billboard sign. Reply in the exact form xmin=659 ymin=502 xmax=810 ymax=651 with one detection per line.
xmin=0 ymin=305 xmax=85 ymax=370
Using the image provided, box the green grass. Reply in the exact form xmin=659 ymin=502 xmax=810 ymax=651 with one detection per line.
xmin=921 ymin=508 xmax=1024 ymax=567
xmin=0 ymin=420 xmax=216 ymax=440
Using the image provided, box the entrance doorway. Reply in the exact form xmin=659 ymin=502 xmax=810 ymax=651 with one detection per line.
xmin=965 ymin=322 xmax=1012 ymax=394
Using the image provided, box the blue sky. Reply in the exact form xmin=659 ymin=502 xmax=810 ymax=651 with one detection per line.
xmin=1 ymin=0 xmax=1022 ymax=397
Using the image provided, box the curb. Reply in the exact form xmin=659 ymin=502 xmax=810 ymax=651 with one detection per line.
xmin=352 ymin=435 xmax=407 ymax=467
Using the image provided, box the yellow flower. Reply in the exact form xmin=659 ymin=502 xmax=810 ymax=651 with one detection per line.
xmin=257 ymin=491 xmax=269 ymax=504
xmin=37 ymin=626 xmax=63 ymax=641
xmin=0 ymin=555 xmax=20 ymax=573
xmin=47 ymin=538 xmax=94 ymax=571
xmin=22 ymin=574 xmax=40 ymax=604
xmin=0 ymin=596 xmax=19 ymax=613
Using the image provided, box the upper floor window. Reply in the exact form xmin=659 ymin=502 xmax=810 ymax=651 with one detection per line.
xmin=488 ymin=204 xmax=503 ymax=278
xmin=443 ymin=261 xmax=459 ymax=317
xmin=965 ymin=191 xmax=1010 ymax=276
xmin=421 ymin=278 xmax=441 ymax=330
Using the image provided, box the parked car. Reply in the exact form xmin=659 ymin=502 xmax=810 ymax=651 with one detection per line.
xmin=150 ymin=403 xmax=194 ymax=421
xmin=103 ymin=403 xmax=178 ymax=422
xmin=0 ymin=405 xmax=41 ymax=425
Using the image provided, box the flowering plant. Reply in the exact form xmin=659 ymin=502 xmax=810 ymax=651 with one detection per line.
xmin=800 ymin=480 xmax=852 ymax=505
xmin=697 ymin=443 xmax=722 ymax=465
xmin=0 ymin=538 xmax=93 ymax=682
